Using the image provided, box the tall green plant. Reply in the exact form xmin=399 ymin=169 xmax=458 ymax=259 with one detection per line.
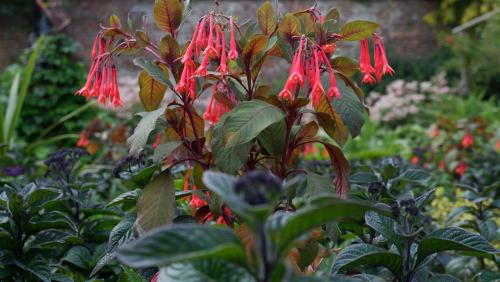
xmin=0 ymin=36 xmax=43 ymax=147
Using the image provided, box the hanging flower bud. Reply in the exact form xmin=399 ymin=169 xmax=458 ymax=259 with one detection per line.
xmin=310 ymin=49 xmax=326 ymax=106
xmin=195 ymin=17 xmax=207 ymax=56
xmin=181 ymin=22 xmax=200 ymax=63
xmin=372 ymin=33 xmax=394 ymax=82
xmin=203 ymin=84 xmax=229 ymax=125
xmin=227 ymin=16 xmax=239 ymax=60
xmin=217 ymin=28 xmax=228 ymax=75
xmin=319 ymin=48 xmax=341 ymax=99
xmin=204 ymin=14 xmax=218 ymax=59
xmin=359 ymin=38 xmax=376 ymax=85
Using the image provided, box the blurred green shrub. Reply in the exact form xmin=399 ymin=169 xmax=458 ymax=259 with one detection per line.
xmin=0 ymin=34 xmax=93 ymax=142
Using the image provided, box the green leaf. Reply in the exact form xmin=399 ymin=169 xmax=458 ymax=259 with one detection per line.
xmin=131 ymin=164 xmax=159 ymax=187
xmin=153 ymin=0 xmax=183 ymax=35
xmin=14 ymin=255 xmax=51 ymax=282
xmin=27 ymin=188 xmax=60 ymax=211
xmin=415 ymin=188 xmax=436 ymax=208
xmin=331 ymin=57 xmax=359 ymax=77
xmin=2 ymin=72 xmax=20 ymax=142
xmin=108 ymin=213 xmax=136 ymax=252
xmin=331 ymin=76 xmax=365 ymax=138
xmin=222 ymin=100 xmax=284 ymax=148
xmin=212 ymin=115 xmax=253 ymax=174
xmin=313 ymin=92 xmax=349 ymax=146
xmin=153 ymin=140 xmax=182 ymax=163
xmin=119 ymin=265 xmax=145 ymax=282
xmin=267 ymin=196 xmax=390 ymax=256
xmin=365 ymin=211 xmax=403 ymax=252
xmin=135 ymin=170 xmax=175 ymax=234
xmin=398 ymin=169 xmax=431 ymax=184
xmin=138 ymin=70 xmax=167 ymax=111
xmin=416 ymin=227 xmax=499 ymax=265
xmin=278 ymin=13 xmax=301 ymax=40
xmin=339 ymin=20 xmax=379 ymax=41
xmin=257 ymin=1 xmax=277 ymax=35
xmin=107 ymin=189 xmax=141 ymax=207
xmin=133 ymin=58 xmax=173 ymax=88
xmin=325 ymin=8 xmax=340 ymax=22
xmin=257 ymin=120 xmax=286 ymax=156
xmin=428 ymin=274 xmax=461 ymax=282
xmin=330 ymin=243 xmax=403 ymax=278
xmin=349 ymin=172 xmax=378 ymax=184
xmin=62 ymin=246 xmax=92 ymax=269
xmin=127 ymin=106 xmax=166 ymax=156
xmin=158 ymin=259 xmax=254 ymax=282
xmin=116 ymin=224 xmax=246 ymax=268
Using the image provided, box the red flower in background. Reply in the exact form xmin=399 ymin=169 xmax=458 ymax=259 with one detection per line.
xmin=411 ymin=156 xmax=420 ymax=165
xmin=76 ymin=131 xmax=90 ymax=147
xmin=454 ymin=162 xmax=467 ymax=176
xmin=461 ymin=133 xmax=474 ymax=148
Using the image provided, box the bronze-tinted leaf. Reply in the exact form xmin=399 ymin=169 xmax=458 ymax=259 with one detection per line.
xmin=339 ymin=20 xmax=379 ymax=41
xmin=278 ymin=13 xmax=300 ymax=41
xmin=109 ymin=14 xmax=121 ymax=29
xmin=295 ymin=121 xmax=318 ymax=144
xmin=331 ymin=56 xmax=359 ymax=77
xmin=257 ymin=1 xmax=277 ymax=35
xmin=158 ymin=34 xmax=180 ymax=63
xmin=153 ymin=0 xmax=183 ymax=35
xmin=296 ymin=12 xmax=315 ymax=34
xmin=138 ymin=70 xmax=167 ymax=111
xmin=242 ymin=34 xmax=267 ymax=66
xmin=313 ymin=93 xmax=349 ymax=146
xmin=325 ymin=8 xmax=340 ymax=22
xmin=322 ymin=142 xmax=350 ymax=198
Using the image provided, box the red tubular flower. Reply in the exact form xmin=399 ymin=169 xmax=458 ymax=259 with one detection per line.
xmin=321 ymin=43 xmax=336 ymax=56
xmin=227 ymin=16 xmax=239 ymax=60
xmin=310 ymin=50 xmax=326 ymax=106
xmin=217 ymin=28 xmax=228 ymax=75
xmin=461 ymin=133 xmax=474 ymax=148
xmin=372 ymin=33 xmax=394 ymax=82
xmin=195 ymin=53 xmax=210 ymax=76
xmin=359 ymin=39 xmax=375 ymax=85
xmin=203 ymin=84 xmax=229 ymax=125
xmin=215 ymin=25 xmax=221 ymax=56
xmin=278 ymin=81 xmax=294 ymax=102
xmin=182 ymin=22 xmax=200 ymax=63
xmin=111 ymin=66 xmax=122 ymax=107
xmin=184 ymin=165 xmax=192 ymax=191
xmin=195 ymin=17 xmax=207 ymax=56
xmin=320 ymin=48 xmax=341 ymax=99
xmin=151 ymin=272 xmax=159 ymax=282
xmin=204 ymin=14 xmax=218 ymax=59
xmin=288 ymin=38 xmax=305 ymax=87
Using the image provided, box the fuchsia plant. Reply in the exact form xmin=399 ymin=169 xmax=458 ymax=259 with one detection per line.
xmin=76 ymin=0 xmax=393 ymax=200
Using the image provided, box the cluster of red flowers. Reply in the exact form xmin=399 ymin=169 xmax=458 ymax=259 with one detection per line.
xmin=76 ymin=34 xmax=123 ymax=107
xmin=177 ymin=14 xmax=239 ymax=124
xmin=359 ymin=33 xmax=394 ymax=85
xmin=278 ymin=37 xmax=341 ymax=106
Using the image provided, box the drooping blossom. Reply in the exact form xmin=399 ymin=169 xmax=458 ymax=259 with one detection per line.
xmin=359 ymin=38 xmax=375 ymax=85
xmin=461 ymin=133 xmax=474 ymax=148
xmin=203 ymin=83 xmax=230 ymax=125
xmin=204 ymin=15 xmax=218 ymax=59
xmin=76 ymin=34 xmax=122 ymax=107
xmin=227 ymin=16 xmax=239 ymax=60
xmin=372 ymin=33 xmax=394 ymax=82
xmin=278 ymin=38 xmax=340 ymax=106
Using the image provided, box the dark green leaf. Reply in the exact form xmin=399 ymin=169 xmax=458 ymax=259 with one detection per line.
xmin=416 ymin=227 xmax=499 ymax=265
xmin=365 ymin=211 xmax=402 ymax=252
xmin=158 ymin=259 xmax=254 ymax=282
xmin=127 ymin=106 xmax=166 ymax=156
xmin=398 ymin=169 xmax=431 ymax=184
xmin=116 ymin=224 xmax=246 ymax=268
xmin=331 ymin=76 xmax=365 ymax=138
xmin=330 ymin=243 xmax=403 ymax=278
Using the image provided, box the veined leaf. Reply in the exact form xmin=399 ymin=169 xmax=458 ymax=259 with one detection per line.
xmin=135 ymin=170 xmax=175 ymax=234
xmin=416 ymin=227 xmax=499 ymax=265
xmin=133 ymin=58 xmax=173 ymax=89
xmin=153 ymin=0 xmax=183 ymax=35
xmin=223 ymin=100 xmax=284 ymax=148
xmin=313 ymin=92 xmax=349 ymax=146
xmin=339 ymin=20 xmax=379 ymax=41
xmin=278 ymin=13 xmax=300 ymax=41
xmin=331 ymin=75 xmax=365 ymax=138
xmin=325 ymin=8 xmax=340 ymax=22
xmin=153 ymin=140 xmax=182 ymax=163
xmin=331 ymin=57 xmax=359 ymax=77
xmin=365 ymin=211 xmax=403 ymax=252
xmin=116 ymin=224 xmax=246 ymax=268
xmin=257 ymin=2 xmax=277 ymax=35
xmin=139 ymin=70 xmax=167 ymax=111
xmin=321 ymin=141 xmax=350 ymax=197
xmin=127 ymin=106 xmax=166 ymax=156
xmin=330 ymin=243 xmax=403 ymax=278
xmin=267 ymin=196 xmax=390 ymax=256
xmin=159 ymin=259 xmax=254 ymax=282
xmin=158 ymin=34 xmax=180 ymax=63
